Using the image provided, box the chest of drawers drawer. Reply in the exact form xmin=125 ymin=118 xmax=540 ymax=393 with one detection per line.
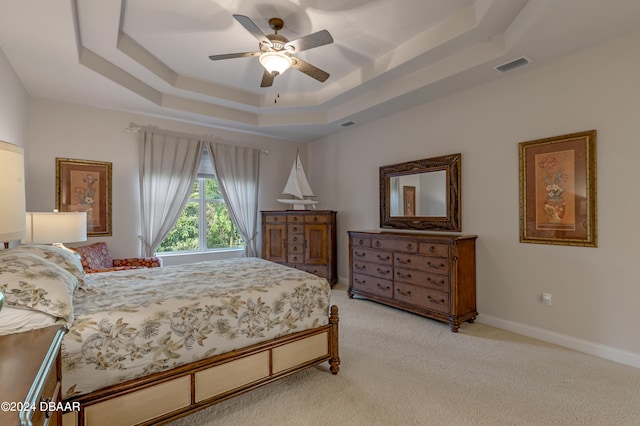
xmin=352 ymin=260 xmax=393 ymax=280
xmin=351 ymin=273 xmax=393 ymax=298
xmin=394 ymin=253 xmax=450 ymax=274
xmin=394 ymin=282 xmax=450 ymax=314
xmin=351 ymin=248 xmax=393 ymax=266
xmin=394 ymin=267 xmax=449 ymax=290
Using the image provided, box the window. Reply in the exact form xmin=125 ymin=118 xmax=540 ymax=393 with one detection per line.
xmin=157 ymin=151 xmax=244 ymax=253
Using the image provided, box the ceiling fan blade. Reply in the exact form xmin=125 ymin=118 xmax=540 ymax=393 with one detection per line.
xmin=285 ymin=30 xmax=333 ymax=53
xmin=291 ymin=58 xmax=330 ymax=82
xmin=208 ymin=52 xmax=260 ymax=61
xmin=233 ymin=15 xmax=272 ymax=47
xmin=260 ymin=70 xmax=275 ymax=87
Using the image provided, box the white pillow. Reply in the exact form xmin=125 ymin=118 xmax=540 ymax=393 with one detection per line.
xmin=0 ymin=305 xmax=58 ymax=335
xmin=0 ymin=251 xmax=76 ymax=324
xmin=11 ymin=244 xmax=86 ymax=289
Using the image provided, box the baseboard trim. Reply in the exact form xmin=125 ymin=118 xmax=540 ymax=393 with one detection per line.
xmin=478 ymin=314 xmax=640 ymax=369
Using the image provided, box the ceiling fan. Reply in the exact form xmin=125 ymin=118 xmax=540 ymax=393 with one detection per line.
xmin=208 ymin=15 xmax=333 ymax=88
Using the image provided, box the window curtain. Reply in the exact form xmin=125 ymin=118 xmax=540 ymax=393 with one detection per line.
xmin=205 ymin=141 xmax=261 ymax=257
xmin=139 ymin=132 xmax=203 ymax=256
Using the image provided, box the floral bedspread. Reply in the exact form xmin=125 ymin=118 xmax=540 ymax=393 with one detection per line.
xmin=62 ymin=257 xmax=330 ymax=398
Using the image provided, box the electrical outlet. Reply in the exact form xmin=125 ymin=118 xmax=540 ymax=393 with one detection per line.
xmin=542 ymin=292 xmax=552 ymax=306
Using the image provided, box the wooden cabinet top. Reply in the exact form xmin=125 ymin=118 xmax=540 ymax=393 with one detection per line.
xmin=348 ymin=230 xmax=477 ymax=241
xmin=261 ymin=210 xmax=336 ymax=214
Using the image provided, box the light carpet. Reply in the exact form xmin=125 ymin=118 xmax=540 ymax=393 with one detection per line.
xmin=167 ymin=284 xmax=640 ymax=425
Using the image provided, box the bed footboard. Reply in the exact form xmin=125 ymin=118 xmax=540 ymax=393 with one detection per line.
xmin=62 ymin=305 xmax=339 ymax=426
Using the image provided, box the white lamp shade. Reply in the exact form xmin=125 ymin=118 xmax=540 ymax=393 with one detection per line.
xmin=259 ymin=52 xmax=293 ymax=75
xmin=0 ymin=141 xmax=26 ymax=242
xmin=23 ymin=211 xmax=87 ymax=244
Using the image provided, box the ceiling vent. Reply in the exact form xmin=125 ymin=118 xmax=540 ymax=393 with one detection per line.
xmin=494 ymin=56 xmax=531 ymax=73
xmin=340 ymin=121 xmax=355 ymax=127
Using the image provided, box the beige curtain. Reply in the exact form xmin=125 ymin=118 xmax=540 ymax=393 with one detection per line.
xmin=139 ymin=132 xmax=203 ymax=256
xmin=205 ymin=142 xmax=261 ymax=257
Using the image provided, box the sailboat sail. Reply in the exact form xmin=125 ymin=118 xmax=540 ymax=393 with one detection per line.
xmin=282 ymin=152 xmax=315 ymax=199
xmin=277 ymin=151 xmax=319 ymax=209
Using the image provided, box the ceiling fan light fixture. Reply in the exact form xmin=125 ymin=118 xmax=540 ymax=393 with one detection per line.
xmin=259 ymin=51 xmax=293 ymax=76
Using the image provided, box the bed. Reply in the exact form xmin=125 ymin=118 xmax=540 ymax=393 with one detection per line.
xmin=0 ymin=245 xmax=339 ymax=426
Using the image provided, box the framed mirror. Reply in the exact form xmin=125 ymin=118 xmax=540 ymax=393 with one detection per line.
xmin=380 ymin=153 xmax=461 ymax=231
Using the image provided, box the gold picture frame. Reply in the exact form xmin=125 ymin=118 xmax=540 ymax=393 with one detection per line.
xmin=56 ymin=158 xmax=112 ymax=237
xmin=519 ymin=130 xmax=597 ymax=247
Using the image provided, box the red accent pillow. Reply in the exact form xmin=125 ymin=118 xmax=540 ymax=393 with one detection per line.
xmin=74 ymin=242 xmax=113 ymax=270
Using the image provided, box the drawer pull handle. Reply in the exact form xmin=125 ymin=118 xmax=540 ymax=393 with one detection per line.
xmin=396 ymin=288 xmax=411 ymax=296
xmin=377 ymin=254 xmax=390 ymax=261
xmin=375 ymin=241 xmax=381 ymax=247
xmin=355 ymin=264 xmax=366 ymax=270
xmin=313 ymin=217 xmax=318 ymax=222
xmin=292 ymin=236 xmax=298 ymax=242
xmin=354 ymin=251 xmax=366 ymax=257
xmin=376 ymin=268 xmax=391 ymax=275
xmin=293 ymin=217 xmax=298 ymax=222
xmin=406 ymin=243 xmax=413 ymax=250
xmin=396 ymin=272 xmax=411 ymax=279
xmin=359 ymin=239 xmax=365 ymax=245
xmin=427 ymin=261 xmax=445 ymax=268
xmin=355 ymin=278 xmax=366 ymax=285
xmin=427 ymin=295 xmax=446 ymax=305
xmin=426 ymin=277 xmax=446 ymax=286
xmin=396 ymin=258 xmax=411 ymax=265
xmin=274 ymin=217 xmax=279 ymax=222
xmin=376 ymin=283 xmax=390 ymax=290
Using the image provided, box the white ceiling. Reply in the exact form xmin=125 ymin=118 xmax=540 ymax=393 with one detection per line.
xmin=1 ymin=0 xmax=640 ymax=142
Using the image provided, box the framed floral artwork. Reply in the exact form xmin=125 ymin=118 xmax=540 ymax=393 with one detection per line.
xmin=56 ymin=158 xmax=112 ymax=236
xmin=519 ymin=130 xmax=597 ymax=247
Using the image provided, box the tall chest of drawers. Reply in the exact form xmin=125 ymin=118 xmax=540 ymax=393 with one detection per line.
xmin=261 ymin=210 xmax=337 ymax=285
xmin=348 ymin=230 xmax=477 ymax=332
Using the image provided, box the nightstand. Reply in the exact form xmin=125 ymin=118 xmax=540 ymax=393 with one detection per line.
xmin=0 ymin=326 xmax=67 ymax=426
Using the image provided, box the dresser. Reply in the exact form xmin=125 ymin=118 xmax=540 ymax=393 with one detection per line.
xmin=0 ymin=325 xmax=67 ymax=425
xmin=261 ymin=210 xmax=337 ymax=285
xmin=348 ymin=231 xmax=477 ymax=332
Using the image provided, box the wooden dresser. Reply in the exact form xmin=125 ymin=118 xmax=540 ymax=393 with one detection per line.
xmin=261 ymin=210 xmax=337 ymax=285
xmin=348 ymin=230 xmax=477 ymax=332
xmin=0 ymin=325 xmax=67 ymax=425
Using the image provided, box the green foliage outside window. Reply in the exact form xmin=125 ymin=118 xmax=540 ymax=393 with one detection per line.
xmin=158 ymin=179 xmax=244 ymax=253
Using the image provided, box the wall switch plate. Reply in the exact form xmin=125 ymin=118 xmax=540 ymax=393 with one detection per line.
xmin=542 ymin=292 xmax=552 ymax=306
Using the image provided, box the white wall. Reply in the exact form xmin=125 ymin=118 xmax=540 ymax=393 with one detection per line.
xmin=0 ymin=46 xmax=28 ymax=148
xmin=26 ymin=98 xmax=307 ymax=261
xmin=309 ymin=30 xmax=640 ymax=367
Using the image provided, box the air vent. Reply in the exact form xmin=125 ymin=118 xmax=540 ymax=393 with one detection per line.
xmin=494 ymin=56 xmax=531 ymax=73
xmin=340 ymin=121 xmax=355 ymax=127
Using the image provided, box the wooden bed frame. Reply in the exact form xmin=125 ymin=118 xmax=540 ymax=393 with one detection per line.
xmin=62 ymin=306 xmax=340 ymax=426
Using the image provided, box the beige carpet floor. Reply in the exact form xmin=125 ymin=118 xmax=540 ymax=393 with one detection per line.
xmin=167 ymin=284 xmax=640 ymax=425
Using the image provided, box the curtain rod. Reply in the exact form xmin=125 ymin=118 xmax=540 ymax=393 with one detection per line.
xmin=126 ymin=123 xmax=270 ymax=154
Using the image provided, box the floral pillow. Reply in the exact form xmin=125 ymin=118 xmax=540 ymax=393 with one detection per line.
xmin=0 ymin=251 xmax=76 ymax=324
xmin=10 ymin=244 xmax=87 ymax=289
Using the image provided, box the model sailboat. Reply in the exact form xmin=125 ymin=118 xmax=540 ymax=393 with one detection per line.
xmin=277 ymin=151 xmax=320 ymax=210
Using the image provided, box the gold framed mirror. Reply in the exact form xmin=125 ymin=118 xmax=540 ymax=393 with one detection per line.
xmin=380 ymin=153 xmax=461 ymax=231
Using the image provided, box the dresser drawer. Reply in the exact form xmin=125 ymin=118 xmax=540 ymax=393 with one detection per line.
xmin=288 ymin=223 xmax=304 ymax=234
xmin=296 ymin=264 xmax=328 ymax=278
xmin=394 ymin=253 xmax=450 ymax=274
xmin=372 ymin=238 xmax=418 ymax=253
xmin=263 ymin=214 xmax=285 ymax=223
xmin=394 ymin=283 xmax=450 ymax=314
xmin=394 ymin=267 xmax=450 ymax=290
xmin=287 ymin=215 xmax=305 ymax=223
xmin=351 ymin=248 xmax=393 ymax=265
xmin=351 ymin=236 xmax=371 ymax=248
xmin=353 ymin=260 xmax=393 ymax=280
xmin=288 ymin=233 xmax=304 ymax=245
xmin=288 ymin=243 xmax=304 ymax=258
xmin=305 ymin=214 xmax=328 ymax=223
xmin=418 ymin=242 xmax=449 ymax=258
xmin=352 ymin=273 xmax=393 ymax=298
